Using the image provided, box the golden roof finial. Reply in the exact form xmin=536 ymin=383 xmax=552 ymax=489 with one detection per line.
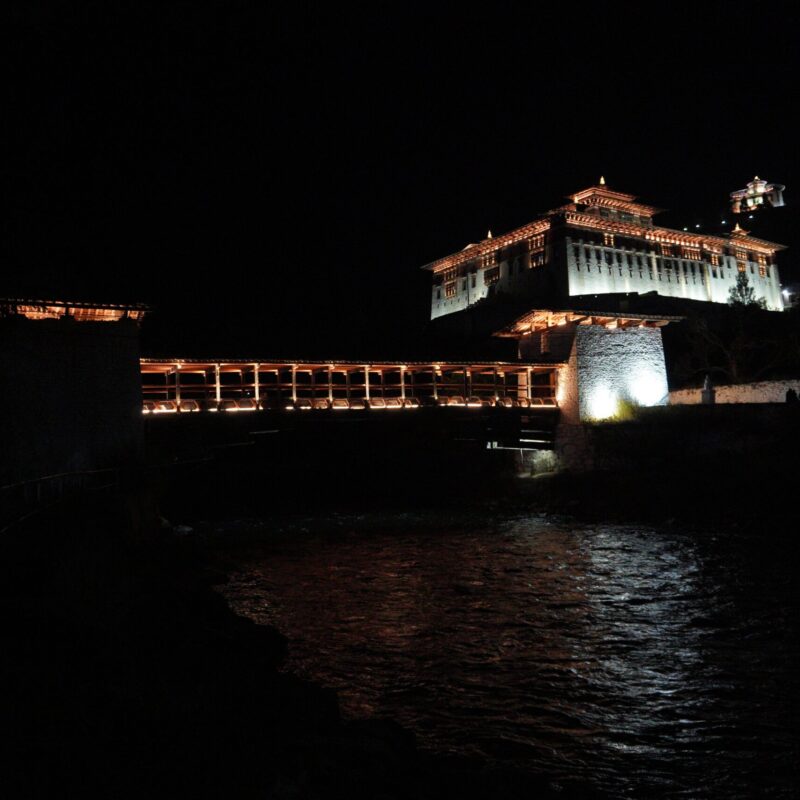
xmin=487 ymin=229 xmax=493 ymax=239
xmin=733 ymin=222 xmax=743 ymax=233
xmin=599 ymin=175 xmax=606 ymax=185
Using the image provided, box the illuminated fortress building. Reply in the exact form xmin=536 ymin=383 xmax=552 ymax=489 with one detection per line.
xmin=423 ymin=180 xmax=786 ymax=319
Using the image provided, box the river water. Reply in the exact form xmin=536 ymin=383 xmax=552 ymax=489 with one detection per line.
xmin=217 ymin=512 xmax=798 ymax=798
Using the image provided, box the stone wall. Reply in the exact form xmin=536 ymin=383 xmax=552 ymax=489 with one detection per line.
xmin=552 ymin=323 xmax=669 ymax=470
xmin=670 ymin=379 xmax=800 ymax=405
xmin=0 ymin=316 xmax=143 ymax=486
xmin=570 ymin=324 xmax=669 ymax=420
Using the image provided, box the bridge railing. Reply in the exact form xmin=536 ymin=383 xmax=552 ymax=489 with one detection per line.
xmin=0 ymin=468 xmax=121 ymax=534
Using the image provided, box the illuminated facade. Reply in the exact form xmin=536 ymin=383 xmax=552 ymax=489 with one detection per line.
xmin=423 ymin=181 xmax=786 ymax=319
xmin=730 ymin=176 xmax=785 ymax=215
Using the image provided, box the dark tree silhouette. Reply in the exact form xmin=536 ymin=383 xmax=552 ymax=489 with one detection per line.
xmin=672 ymin=303 xmax=798 ymax=386
xmin=728 ymin=271 xmax=767 ymax=309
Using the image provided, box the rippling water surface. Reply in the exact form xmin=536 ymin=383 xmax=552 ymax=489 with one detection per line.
xmin=219 ymin=513 xmax=798 ymax=798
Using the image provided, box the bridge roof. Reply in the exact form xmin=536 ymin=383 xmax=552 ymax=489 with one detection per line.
xmin=140 ymin=358 xmax=564 ymax=372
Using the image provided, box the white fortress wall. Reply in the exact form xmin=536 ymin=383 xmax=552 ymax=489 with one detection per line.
xmin=565 ymin=237 xmax=783 ymax=310
xmin=430 ymin=254 xmax=536 ymax=320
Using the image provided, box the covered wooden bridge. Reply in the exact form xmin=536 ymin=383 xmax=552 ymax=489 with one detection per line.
xmin=140 ymin=359 xmax=560 ymax=413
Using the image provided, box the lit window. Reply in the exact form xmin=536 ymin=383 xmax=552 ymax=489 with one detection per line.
xmin=604 ymin=233 xmax=615 ymax=247
xmin=735 ymin=249 xmax=747 ymax=273
xmin=482 ymin=252 xmax=497 ymax=268
xmin=445 ymin=282 xmax=456 ymax=298
xmin=661 ymin=243 xmax=673 ymax=256
xmin=527 ymin=234 xmax=544 ymax=251
xmin=709 ymin=253 xmax=720 ymax=267
xmin=483 ymin=267 xmax=500 ymax=286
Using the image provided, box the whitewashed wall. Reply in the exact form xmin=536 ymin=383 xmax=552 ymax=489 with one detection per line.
xmin=670 ymin=380 xmax=800 ymax=405
xmin=430 ymin=256 xmax=537 ymax=320
xmin=565 ymin=237 xmax=784 ymax=311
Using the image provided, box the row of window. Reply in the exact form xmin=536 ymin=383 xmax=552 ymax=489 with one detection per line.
xmin=436 ymin=257 xmax=536 ymax=301
xmin=576 ymin=232 xmax=771 ymax=267
xmin=577 ymin=251 xmax=769 ymax=283
xmin=436 ymin=251 xmax=545 ymax=291
xmin=595 ymin=207 xmax=650 ymax=225
xmin=737 ymin=261 xmax=768 ymax=278
xmin=528 ymin=234 xmax=545 ymax=251
xmin=575 ymin=240 xmax=771 ymax=273
xmin=439 ymin=236 xmax=547 ymax=280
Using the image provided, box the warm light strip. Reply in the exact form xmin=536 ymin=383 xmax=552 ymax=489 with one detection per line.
xmin=494 ymin=309 xmax=679 ymax=337
xmin=425 ymin=219 xmax=551 ymax=273
xmin=1 ymin=298 xmax=148 ymax=322
xmin=565 ymin=211 xmax=782 ymax=255
xmin=140 ymin=359 xmax=557 ymax=372
xmin=568 ymin=191 xmax=661 ymax=217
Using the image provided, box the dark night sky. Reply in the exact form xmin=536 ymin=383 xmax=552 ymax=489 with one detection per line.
xmin=3 ymin=2 xmax=798 ymax=357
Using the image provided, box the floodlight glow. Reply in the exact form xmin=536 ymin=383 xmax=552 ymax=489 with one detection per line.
xmin=629 ymin=371 xmax=666 ymax=406
xmin=586 ymin=385 xmax=618 ymax=420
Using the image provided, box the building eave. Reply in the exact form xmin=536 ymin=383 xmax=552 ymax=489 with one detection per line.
xmin=569 ymin=185 xmax=664 ymax=217
xmin=493 ymin=308 xmax=682 ymax=338
xmin=421 ymin=217 xmax=551 ymax=273
xmin=0 ymin=298 xmax=150 ymax=322
xmin=564 ymin=211 xmax=787 ymax=253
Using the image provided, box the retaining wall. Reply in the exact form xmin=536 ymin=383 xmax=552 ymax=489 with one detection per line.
xmin=670 ymin=379 xmax=800 ymax=405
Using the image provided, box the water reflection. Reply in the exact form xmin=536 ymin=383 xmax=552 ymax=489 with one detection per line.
xmin=221 ymin=515 xmax=798 ymax=798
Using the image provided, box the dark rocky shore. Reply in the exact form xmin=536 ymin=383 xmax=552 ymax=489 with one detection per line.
xmin=0 ymin=491 xmax=596 ymax=800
